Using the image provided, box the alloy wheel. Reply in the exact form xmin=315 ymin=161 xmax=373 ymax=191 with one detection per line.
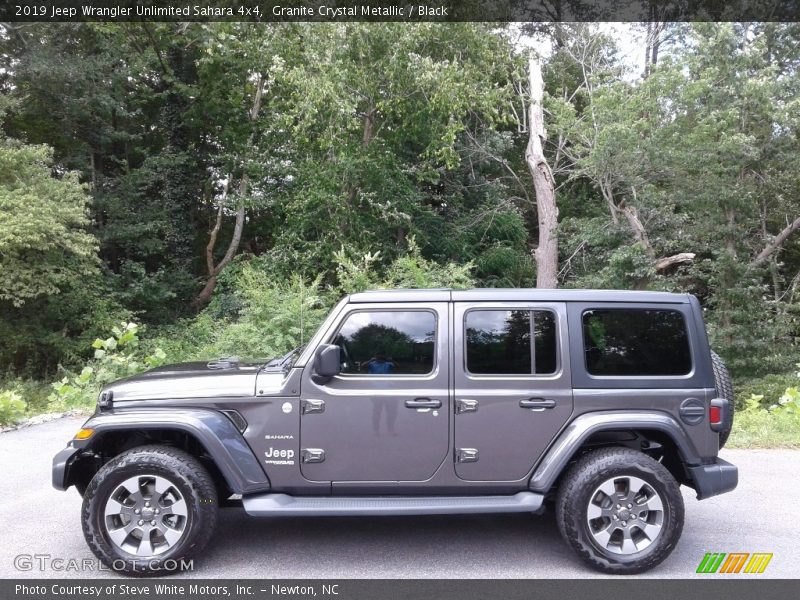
xmin=103 ymin=474 xmax=188 ymax=557
xmin=586 ymin=475 xmax=665 ymax=555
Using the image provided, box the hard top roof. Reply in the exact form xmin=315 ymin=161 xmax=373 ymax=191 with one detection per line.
xmin=348 ymin=288 xmax=691 ymax=304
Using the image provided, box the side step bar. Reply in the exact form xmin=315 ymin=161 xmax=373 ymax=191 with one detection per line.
xmin=242 ymin=491 xmax=544 ymax=517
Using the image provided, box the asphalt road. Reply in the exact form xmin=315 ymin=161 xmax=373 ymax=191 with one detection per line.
xmin=1 ymin=416 xmax=797 ymax=579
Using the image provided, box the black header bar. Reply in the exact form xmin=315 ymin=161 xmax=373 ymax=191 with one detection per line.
xmin=1 ymin=1 xmax=799 ymax=23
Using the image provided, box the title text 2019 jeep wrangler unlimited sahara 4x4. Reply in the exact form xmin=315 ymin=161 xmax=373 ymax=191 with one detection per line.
xmin=53 ymin=289 xmax=737 ymax=575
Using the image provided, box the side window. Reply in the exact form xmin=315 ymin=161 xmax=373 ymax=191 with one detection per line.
xmin=465 ymin=309 xmax=557 ymax=375
xmin=582 ymin=309 xmax=692 ymax=376
xmin=334 ymin=311 xmax=436 ymax=375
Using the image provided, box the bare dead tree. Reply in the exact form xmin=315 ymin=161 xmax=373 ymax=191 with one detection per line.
xmin=526 ymin=56 xmax=559 ymax=288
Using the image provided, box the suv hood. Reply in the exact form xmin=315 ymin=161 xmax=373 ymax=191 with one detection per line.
xmin=105 ymin=360 xmax=273 ymax=402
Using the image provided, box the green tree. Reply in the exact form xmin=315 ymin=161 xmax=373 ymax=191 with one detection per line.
xmin=0 ymin=137 xmax=97 ymax=305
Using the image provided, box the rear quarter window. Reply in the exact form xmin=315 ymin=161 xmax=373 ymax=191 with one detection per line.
xmin=582 ymin=309 xmax=692 ymax=376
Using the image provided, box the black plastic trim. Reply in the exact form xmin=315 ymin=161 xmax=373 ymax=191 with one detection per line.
xmin=52 ymin=445 xmax=80 ymax=490
xmin=688 ymin=458 xmax=738 ymax=499
xmin=62 ymin=408 xmax=270 ymax=494
xmin=529 ymin=411 xmax=701 ymax=493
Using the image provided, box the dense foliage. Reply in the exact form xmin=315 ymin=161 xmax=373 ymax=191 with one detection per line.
xmin=1 ymin=23 xmax=800 ymax=429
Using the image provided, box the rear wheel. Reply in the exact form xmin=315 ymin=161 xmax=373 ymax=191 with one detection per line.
xmin=556 ymin=447 xmax=684 ymax=574
xmin=82 ymin=445 xmax=218 ymax=576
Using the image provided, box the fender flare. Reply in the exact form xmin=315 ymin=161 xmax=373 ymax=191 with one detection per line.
xmin=528 ymin=411 xmax=700 ymax=493
xmin=73 ymin=408 xmax=270 ymax=494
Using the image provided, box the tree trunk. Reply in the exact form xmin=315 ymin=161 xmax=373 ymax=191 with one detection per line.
xmin=192 ymin=74 xmax=264 ymax=310
xmin=599 ymin=178 xmax=620 ymax=225
xmin=525 ymin=56 xmax=558 ymax=289
xmin=619 ymin=200 xmax=654 ymax=256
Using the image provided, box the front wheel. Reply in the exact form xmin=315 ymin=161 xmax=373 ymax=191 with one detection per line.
xmin=555 ymin=447 xmax=684 ymax=574
xmin=82 ymin=445 xmax=218 ymax=576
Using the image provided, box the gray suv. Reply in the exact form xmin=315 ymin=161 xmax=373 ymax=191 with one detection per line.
xmin=53 ymin=289 xmax=737 ymax=575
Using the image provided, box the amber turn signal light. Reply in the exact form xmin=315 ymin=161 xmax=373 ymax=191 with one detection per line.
xmin=74 ymin=428 xmax=95 ymax=440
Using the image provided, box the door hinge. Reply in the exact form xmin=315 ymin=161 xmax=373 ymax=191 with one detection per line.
xmin=456 ymin=399 xmax=478 ymax=414
xmin=301 ymin=448 xmax=325 ymax=463
xmin=301 ymin=398 xmax=325 ymax=415
xmin=456 ymin=448 xmax=479 ymax=463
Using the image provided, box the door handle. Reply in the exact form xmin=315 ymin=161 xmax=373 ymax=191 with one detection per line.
xmin=456 ymin=398 xmax=479 ymax=414
xmin=405 ymin=398 xmax=442 ymax=409
xmin=301 ymin=448 xmax=325 ymax=463
xmin=301 ymin=398 xmax=325 ymax=414
xmin=520 ymin=398 xmax=557 ymax=411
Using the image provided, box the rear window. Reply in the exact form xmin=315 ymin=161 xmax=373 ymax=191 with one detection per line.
xmin=582 ymin=309 xmax=691 ymax=376
xmin=465 ymin=309 xmax=557 ymax=375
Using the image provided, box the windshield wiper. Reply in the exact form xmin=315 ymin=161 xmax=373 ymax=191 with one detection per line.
xmin=263 ymin=346 xmax=305 ymax=371
xmin=280 ymin=345 xmax=305 ymax=369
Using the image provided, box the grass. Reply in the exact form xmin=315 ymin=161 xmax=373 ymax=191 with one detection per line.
xmin=726 ymin=409 xmax=800 ymax=449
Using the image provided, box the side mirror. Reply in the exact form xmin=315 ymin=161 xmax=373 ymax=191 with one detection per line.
xmin=313 ymin=344 xmax=341 ymax=382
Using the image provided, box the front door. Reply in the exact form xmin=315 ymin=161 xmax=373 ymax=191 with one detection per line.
xmin=453 ymin=302 xmax=573 ymax=481
xmin=299 ymin=303 xmax=449 ymax=483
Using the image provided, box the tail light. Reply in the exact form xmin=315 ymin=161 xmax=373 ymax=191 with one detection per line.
xmin=709 ymin=397 xmax=728 ymax=432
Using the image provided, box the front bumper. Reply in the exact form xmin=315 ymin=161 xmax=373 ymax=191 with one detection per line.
xmin=688 ymin=458 xmax=738 ymax=500
xmin=52 ymin=444 xmax=81 ymax=491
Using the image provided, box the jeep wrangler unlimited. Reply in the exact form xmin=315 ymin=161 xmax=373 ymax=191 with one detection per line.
xmin=53 ymin=289 xmax=737 ymax=575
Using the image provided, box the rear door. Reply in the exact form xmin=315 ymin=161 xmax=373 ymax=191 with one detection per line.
xmin=453 ymin=301 xmax=573 ymax=481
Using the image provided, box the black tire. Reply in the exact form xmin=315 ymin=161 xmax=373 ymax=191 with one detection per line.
xmin=710 ymin=350 xmax=734 ymax=448
xmin=82 ymin=445 xmax=218 ymax=576
xmin=556 ymin=447 xmax=684 ymax=574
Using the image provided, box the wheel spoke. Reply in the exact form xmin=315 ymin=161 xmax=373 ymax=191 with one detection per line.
xmin=104 ymin=498 xmax=127 ymax=517
xmin=620 ymin=528 xmax=637 ymax=554
xmin=107 ymin=525 xmax=129 ymax=547
xmin=136 ymin=533 xmax=155 ymax=556
xmin=163 ymin=527 xmax=183 ymax=546
xmin=119 ymin=477 xmax=142 ymax=496
xmin=637 ymin=522 xmax=662 ymax=541
xmin=153 ymin=476 xmax=172 ymax=496
xmin=640 ymin=493 xmax=663 ymax=513
xmin=587 ymin=503 xmax=605 ymax=520
xmin=124 ymin=520 xmax=140 ymax=534
xmin=168 ymin=498 xmax=188 ymax=517
xmin=592 ymin=521 xmax=617 ymax=548
xmin=597 ymin=479 xmax=617 ymax=499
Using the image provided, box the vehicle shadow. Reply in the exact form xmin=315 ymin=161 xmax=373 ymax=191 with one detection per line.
xmin=192 ymin=508 xmax=580 ymax=578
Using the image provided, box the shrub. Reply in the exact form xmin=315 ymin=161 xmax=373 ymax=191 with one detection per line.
xmin=146 ymin=263 xmax=331 ymax=362
xmin=49 ymin=322 xmax=166 ymax=409
xmin=735 ymin=371 xmax=798 ymax=409
xmin=335 ymin=237 xmax=475 ymax=294
xmin=0 ymin=389 xmax=27 ymax=426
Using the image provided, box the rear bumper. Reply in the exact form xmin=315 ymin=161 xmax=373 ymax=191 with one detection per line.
xmin=688 ymin=458 xmax=738 ymax=500
xmin=52 ymin=445 xmax=80 ymax=491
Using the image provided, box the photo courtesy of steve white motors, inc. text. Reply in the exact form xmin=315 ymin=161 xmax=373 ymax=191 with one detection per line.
xmin=13 ymin=3 xmax=451 ymax=19
xmin=15 ymin=583 xmax=339 ymax=597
